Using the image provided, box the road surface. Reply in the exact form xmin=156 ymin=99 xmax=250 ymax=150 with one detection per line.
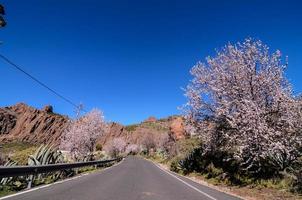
xmin=2 ymin=156 xmax=242 ymax=200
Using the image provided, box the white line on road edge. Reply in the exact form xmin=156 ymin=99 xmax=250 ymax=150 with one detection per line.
xmin=154 ymin=162 xmax=217 ymax=200
xmin=0 ymin=158 xmax=125 ymax=200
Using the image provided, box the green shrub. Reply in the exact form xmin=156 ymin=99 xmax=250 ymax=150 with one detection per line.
xmin=94 ymin=151 xmax=105 ymax=160
xmin=95 ymin=144 xmax=102 ymax=151
xmin=140 ymin=148 xmax=148 ymax=156
xmin=178 ymin=147 xmax=204 ymax=174
xmin=170 ymin=156 xmax=182 ymax=173
xmin=0 ymin=186 xmax=15 ymax=197
xmin=292 ymin=170 xmax=302 ymax=192
xmin=205 ymin=163 xmax=224 ymax=179
xmin=176 ymin=137 xmax=201 ymax=155
xmin=156 ymin=149 xmax=167 ymax=159
xmin=291 ymin=158 xmax=302 ymax=193
xmin=125 ymin=124 xmax=138 ymax=132
xmin=141 ymin=122 xmax=168 ymax=132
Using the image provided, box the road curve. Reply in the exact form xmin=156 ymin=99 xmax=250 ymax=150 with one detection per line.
xmin=2 ymin=156 xmax=242 ymax=200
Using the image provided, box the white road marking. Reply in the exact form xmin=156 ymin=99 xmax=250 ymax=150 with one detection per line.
xmin=0 ymin=159 xmax=124 ymax=200
xmin=153 ymin=162 xmax=217 ymax=200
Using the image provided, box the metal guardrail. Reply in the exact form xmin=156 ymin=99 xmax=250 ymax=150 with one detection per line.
xmin=0 ymin=158 xmax=121 ymax=179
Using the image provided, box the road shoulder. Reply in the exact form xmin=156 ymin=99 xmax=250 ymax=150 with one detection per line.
xmin=144 ymin=157 xmax=302 ymax=200
xmin=143 ymin=157 xmax=244 ymax=200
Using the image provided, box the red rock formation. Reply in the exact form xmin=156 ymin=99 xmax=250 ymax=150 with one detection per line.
xmin=97 ymin=116 xmax=186 ymax=148
xmin=144 ymin=116 xmax=157 ymax=122
xmin=97 ymin=122 xmax=127 ymax=145
xmin=0 ymin=103 xmax=68 ymax=145
xmin=169 ymin=116 xmax=186 ymax=140
xmin=0 ymin=107 xmax=17 ymax=135
xmin=0 ymin=103 xmax=186 ymax=148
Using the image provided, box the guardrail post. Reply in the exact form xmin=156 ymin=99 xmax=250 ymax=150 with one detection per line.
xmin=27 ymin=175 xmax=33 ymax=189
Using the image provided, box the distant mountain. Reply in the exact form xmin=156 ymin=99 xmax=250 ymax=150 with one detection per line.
xmin=0 ymin=103 xmax=187 ymax=146
xmin=97 ymin=116 xmax=187 ymax=147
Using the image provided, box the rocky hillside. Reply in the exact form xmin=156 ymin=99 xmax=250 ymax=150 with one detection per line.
xmin=0 ymin=103 xmax=68 ymax=145
xmin=97 ymin=116 xmax=187 ymax=147
xmin=0 ymin=103 xmax=187 ymax=147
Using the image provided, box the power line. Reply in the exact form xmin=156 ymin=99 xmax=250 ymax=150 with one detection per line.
xmin=0 ymin=53 xmax=86 ymax=112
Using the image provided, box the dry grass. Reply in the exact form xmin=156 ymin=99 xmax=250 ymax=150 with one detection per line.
xmin=185 ymin=173 xmax=302 ymax=200
xmin=1 ymin=142 xmax=38 ymax=165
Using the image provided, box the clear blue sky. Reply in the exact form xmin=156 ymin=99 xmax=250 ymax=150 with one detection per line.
xmin=0 ymin=0 xmax=301 ymax=125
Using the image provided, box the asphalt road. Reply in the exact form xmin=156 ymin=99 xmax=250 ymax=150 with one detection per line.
xmin=2 ymin=157 xmax=242 ymax=200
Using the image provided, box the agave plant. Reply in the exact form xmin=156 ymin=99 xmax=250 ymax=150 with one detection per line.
xmin=0 ymin=159 xmax=18 ymax=185
xmin=27 ymin=144 xmax=64 ymax=187
xmin=28 ymin=144 xmax=63 ymax=166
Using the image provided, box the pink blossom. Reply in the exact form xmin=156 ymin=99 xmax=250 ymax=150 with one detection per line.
xmin=185 ymin=39 xmax=302 ymax=172
xmin=60 ymin=109 xmax=107 ymax=160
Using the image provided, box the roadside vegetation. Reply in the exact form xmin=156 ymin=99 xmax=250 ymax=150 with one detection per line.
xmin=1 ymin=38 xmax=302 ymax=199
xmin=125 ymin=124 xmax=139 ymax=132
xmin=0 ymin=142 xmax=117 ymax=197
xmin=136 ymin=39 xmax=302 ymax=199
xmin=0 ymin=142 xmax=38 ymax=165
xmin=0 ymin=108 xmax=116 ymax=197
xmin=0 ymin=144 xmax=64 ymax=196
xmin=181 ymin=39 xmax=302 ymax=196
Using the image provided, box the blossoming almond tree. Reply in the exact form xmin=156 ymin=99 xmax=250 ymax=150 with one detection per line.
xmin=185 ymin=38 xmax=302 ymax=174
xmin=60 ymin=108 xmax=107 ymax=161
xmin=155 ymin=132 xmax=175 ymax=155
xmin=104 ymin=137 xmax=127 ymax=158
xmin=140 ymin=132 xmax=156 ymax=154
xmin=125 ymin=144 xmax=140 ymax=155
